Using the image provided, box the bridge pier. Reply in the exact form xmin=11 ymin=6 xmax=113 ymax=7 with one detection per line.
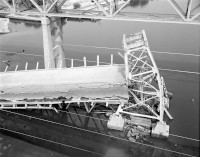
xmin=41 ymin=17 xmax=66 ymax=69
xmin=41 ymin=17 xmax=55 ymax=69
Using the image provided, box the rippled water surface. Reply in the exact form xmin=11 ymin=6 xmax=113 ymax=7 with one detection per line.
xmin=0 ymin=0 xmax=199 ymax=156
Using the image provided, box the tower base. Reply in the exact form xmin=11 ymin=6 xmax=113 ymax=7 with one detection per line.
xmin=107 ymin=114 xmax=125 ymax=131
xmin=151 ymin=122 xmax=169 ymax=139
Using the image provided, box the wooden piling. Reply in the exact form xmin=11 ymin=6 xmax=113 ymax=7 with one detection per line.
xmin=71 ymin=59 xmax=74 ymax=68
xmin=15 ymin=65 xmax=18 ymax=71
xmin=83 ymin=57 xmax=86 ymax=67
xmin=36 ymin=62 xmax=39 ymax=70
xmin=111 ymin=54 xmax=113 ymax=65
xmin=25 ymin=62 xmax=28 ymax=70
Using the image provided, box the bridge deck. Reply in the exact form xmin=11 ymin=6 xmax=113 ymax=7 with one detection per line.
xmin=0 ymin=65 xmax=128 ymax=102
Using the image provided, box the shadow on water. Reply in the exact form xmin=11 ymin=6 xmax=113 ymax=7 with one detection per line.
xmin=0 ymin=108 xmax=199 ymax=157
xmin=129 ymin=0 xmax=149 ymax=8
xmin=10 ymin=17 xmax=98 ymax=30
xmin=10 ymin=19 xmax=41 ymax=29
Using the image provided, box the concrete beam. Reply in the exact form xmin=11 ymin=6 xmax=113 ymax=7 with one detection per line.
xmin=41 ymin=17 xmax=55 ymax=68
xmin=0 ymin=65 xmax=128 ymax=101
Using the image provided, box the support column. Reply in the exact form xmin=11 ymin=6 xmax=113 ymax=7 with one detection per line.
xmin=52 ymin=18 xmax=66 ymax=68
xmin=41 ymin=17 xmax=55 ymax=69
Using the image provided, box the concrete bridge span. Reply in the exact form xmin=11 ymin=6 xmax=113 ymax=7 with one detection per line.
xmin=0 ymin=65 xmax=128 ymax=101
xmin=0 ymin=30 xmax=173 ymax=138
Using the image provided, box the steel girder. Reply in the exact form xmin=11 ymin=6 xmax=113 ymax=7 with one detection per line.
xmin=0 ymin=0 xmax=199 ymax=24
xmin=118 ymin=30 xmax=173 ymax=123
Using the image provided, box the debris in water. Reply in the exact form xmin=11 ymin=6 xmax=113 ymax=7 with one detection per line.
xmin=128 ymin=136 xmax=136 ymax=142
xmin=105 ymin=112 xmax=113 ymax=117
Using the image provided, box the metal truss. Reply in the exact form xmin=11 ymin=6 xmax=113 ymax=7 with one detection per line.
xmin=0 ymin=0 xmax=199 ymax=24
xmin=117 ymin=30 xmax=173 ymax=123
xmin=0 ymin=99 xmax=125 ymax=114
xmin=0 ymin=29 xmax=172 ymax=125
xmin=168 ymin=0 xmax=200 ymax=21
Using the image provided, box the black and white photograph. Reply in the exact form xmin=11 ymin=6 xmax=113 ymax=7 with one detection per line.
xmin=0 ymin=0 xmax=199 ymax=156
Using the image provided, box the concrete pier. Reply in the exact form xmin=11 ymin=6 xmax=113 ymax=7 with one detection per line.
xmin=41 ymin=17 xmax=55 ymax=69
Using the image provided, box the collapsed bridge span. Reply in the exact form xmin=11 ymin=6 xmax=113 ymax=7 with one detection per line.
xmin=0 ymin=30 xmax=172 ymax=138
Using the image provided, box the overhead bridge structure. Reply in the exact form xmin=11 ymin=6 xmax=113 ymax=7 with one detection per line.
xmin=0 ymin=0 xmax=200 ymax=25
xmin=0 ymin=30 xmax=173 ymax=137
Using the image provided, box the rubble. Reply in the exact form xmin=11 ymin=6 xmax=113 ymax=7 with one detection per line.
xmin=123 ymin=116 xmax=153 ymax=143
xmin=127 ymin=116 xmax=152 ymax=129
xmin=125 ymin=123 xmax=151 ymax=142
xmin=128 ymin=137 xmax=136 ymax=142
xmin=136 ymin=125 xmax=145 ymax=132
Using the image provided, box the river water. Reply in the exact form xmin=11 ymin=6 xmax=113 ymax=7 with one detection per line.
xmin=0 ymin=0 xmax=199 ymax=156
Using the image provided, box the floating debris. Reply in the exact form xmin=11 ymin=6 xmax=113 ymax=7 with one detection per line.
xmin=122 ymin=116 xmax=153 ymax=142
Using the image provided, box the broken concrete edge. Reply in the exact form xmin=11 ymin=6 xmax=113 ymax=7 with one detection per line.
xmin=107 ymin=114 xmax=170 ymax=139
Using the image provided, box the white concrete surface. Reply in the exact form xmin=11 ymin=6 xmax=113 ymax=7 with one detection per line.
xmin=151 ymin=122 xmax=169 ymax=139
xmin=107 ymin=114 xmax=125 ymax=131
xmin=0 ymin=65 xmax=128 ymax=101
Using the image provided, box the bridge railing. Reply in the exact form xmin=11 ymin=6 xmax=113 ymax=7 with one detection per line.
xmin=1 ymin=54 xmax=116 ymax=73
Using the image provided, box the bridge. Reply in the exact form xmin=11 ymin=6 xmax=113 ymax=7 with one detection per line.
xmin=0 ymin=29 xmax=173 ymax=137
xmin=0 ymin=0 xmax=189 ymax=138
xmin=0 ymin=0 xmax=200 ymax=25
xmin=0 ymin=2 xmax=199 ymax=157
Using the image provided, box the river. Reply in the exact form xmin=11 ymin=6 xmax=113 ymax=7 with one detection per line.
xmin=0 ymin=0 xmax=199 ymax=156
